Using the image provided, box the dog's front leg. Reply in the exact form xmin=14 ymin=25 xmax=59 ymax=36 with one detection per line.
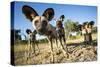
xmin=59 ymin=36 xmax=69 ymax=58
xmin=35 ymin=41 xmax=40 ymax=53
xmin=32 ymin=42 xmax=35 ymax=54
xmin=55 ymin=38 xmax=58 ymax=48
xmin=49 ymin=37 xmax=54 ymax=63
xmin=62 ymin=35 xmax=66 ymax=45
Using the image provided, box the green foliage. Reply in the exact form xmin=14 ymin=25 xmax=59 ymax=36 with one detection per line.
xmin=92 ymin=26 xmax=97 ymax=33
xmin=38 ymin=38 xmax=48 ymax=44
xmin=64 ymin=19 xmax=79 ymax=38
xmin=69 ymin=34 xmax=81 ymax=40
xmin=14 ymin=29 xmax=22 ymax=40
xmin=69 ymin=36 xmax=76 ymax=40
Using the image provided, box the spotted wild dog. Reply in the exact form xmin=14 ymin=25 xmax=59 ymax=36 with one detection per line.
xmin=22 ymin=5 xmax=68 ymax=63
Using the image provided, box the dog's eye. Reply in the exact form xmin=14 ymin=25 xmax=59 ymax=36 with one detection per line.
xmin=35 ymin=20 xmax=39 ymax=25
xmin=42 ymin=20 xmax=47 ymax=25
xmin=43 ymin=20 xmax=47 ymax=22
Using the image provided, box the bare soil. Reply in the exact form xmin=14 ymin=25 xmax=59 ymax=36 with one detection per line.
xmin=14 ymin=39 xmax=97 ymax=65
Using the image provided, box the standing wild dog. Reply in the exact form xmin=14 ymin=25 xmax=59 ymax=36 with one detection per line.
xmin=80 ymin=23 xmax=90 ymax=45
xmin=80 ymin=23 xmax=87 ymax=44
xmin=56 ymin=15 xmax=66 ymax=47
xmin=85 ymin=21 xmax=94 ymax=45
xmin=26 ymin=29 xmax=40 ymax=55
xmin=22 ymin=5 xmax=68 ymax=63
xmin=79 ymin=21 xmax=94 ymax=45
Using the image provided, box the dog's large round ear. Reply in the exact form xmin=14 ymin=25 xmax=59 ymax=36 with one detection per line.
xmin=59 ymin=15 xmax=65 ymax=21
xmin=26 ymin=29 xmax=32 ymax=34
xmin=33 ymin=30 xmax=37 ymax=34
xmin=22 ymin=5 xmax=38 ymax=22
xmin=42 ymin=8 xmax=54 ymax=21
xmin=83 ymin=22 xmax=88 ymax=26
xmin=89 ymin=21 xmax=95 ymax=26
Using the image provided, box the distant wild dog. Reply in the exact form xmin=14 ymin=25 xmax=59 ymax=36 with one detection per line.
xmin=26 ymin=29 xmax=40 ymax=55
xmin=22 ymin=5 xmax=68 ymax=63
xmin=79 ymin=21 xmax=94 ymax=45
xmin=56 ymin=15 xmax=66 ymax=46
xmin=84 ymin=21 xmax=94 ymax=44
xmin=79 ymin=23 xmax=87 ymax=44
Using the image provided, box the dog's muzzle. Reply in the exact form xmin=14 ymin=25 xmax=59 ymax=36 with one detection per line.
xmin=37 ymin=21 xmax=47 ymax=35
xmin=38 ymin=28 xmax=46 ymax=35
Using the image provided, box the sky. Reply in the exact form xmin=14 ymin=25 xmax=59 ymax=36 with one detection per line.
xmin=11 ymin=1 xmax=97 ymax=40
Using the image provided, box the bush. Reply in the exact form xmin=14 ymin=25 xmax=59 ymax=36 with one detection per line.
xmin=38 ymin=39 xmax=48 ymax=44
xmin=69 ymin=36 xmax=76 ymax=40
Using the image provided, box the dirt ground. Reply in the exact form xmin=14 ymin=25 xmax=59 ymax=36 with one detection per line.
xmin=13 ymin=34 xmax=97 ymax=65
xmin=14 ymin=38 xmax=97 ymax=65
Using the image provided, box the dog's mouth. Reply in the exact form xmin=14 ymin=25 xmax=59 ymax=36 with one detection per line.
xmin=38 ymin=32 xmax=44 ymax=35
xmin=37 ymin=28 xmax=47 ymax=35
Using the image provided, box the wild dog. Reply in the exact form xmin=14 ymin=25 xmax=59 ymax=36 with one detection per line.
xmin=26 ymin=29 xmax=40 ymax=57
xmin=84 ymin=22 xmax=94 ymax=45
xmin=22 ymin=5 xmax=68 ymax=63
xmin=56 ymin=15 xmax=66 ymax=47
xmin=79 ymin=22 xmax=94 ymax=45
xmin=80 ymin=24 xmax=87 ymax=44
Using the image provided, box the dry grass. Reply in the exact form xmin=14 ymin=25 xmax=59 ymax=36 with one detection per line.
xmin=13 ymin=33 xmax=97 ymax=65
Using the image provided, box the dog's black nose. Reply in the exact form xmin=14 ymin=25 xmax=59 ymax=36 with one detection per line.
xmin=39 ymin=29 xmax=43 ymax=32
xmin=38 ymin=28 xmax=45 ymax=35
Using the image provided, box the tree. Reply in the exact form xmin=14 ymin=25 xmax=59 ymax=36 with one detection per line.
xmin=92 ymin=26 xmax=97 ymax=33
xmin=64 ymin=19 xmax=79 ymax=39
xmin=14 ymin=29 xmax=22 ymax=44
xmin=78 ymin=24 xmax=82 ymax=31
xmin=15 ymin=29 xmax=21 ymax=41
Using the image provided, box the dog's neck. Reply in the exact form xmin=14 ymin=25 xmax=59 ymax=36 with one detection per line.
xmin=45 ymin=24 xmax=57 ymax=38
